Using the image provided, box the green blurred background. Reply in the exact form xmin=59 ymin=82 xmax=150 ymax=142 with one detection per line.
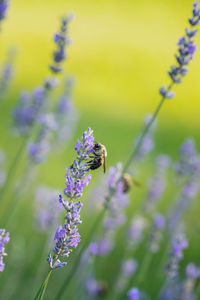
xmin=0 ymin=0 xmax=200 ymax=299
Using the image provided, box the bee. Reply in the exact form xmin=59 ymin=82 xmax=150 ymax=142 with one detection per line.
xmin=88 ymin=143 xmax=107 ymax=173
xmin=122 ymin=173 xmax=141 ymax=193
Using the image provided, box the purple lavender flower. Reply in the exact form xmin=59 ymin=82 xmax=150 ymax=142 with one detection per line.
xmin=0 ymin=151 xmax=6 ymax=187
xmin=178 ymin=263 xmax=200 ymax=300
xmin=0 ymin=0 xmax=9 ymax=22
xmin=27 ymin=113 xmax=58 ymax=163
xmin=149 ymin=213 xmax=165 ymax=253
xmin=115 ymin=259 xmax=138 ymax=292
xmin=169 ymin=139 xmax=200 ymax=231
xmin=86 ymin=275 xmax=108 ymax=297
xmin=47 ymin=128 xmax=95 ymax=269
xmin=34 ymin=186 xmax=63 ymax=232
xmin=174 ymin=139 xmax=200 ymax=178
xmin=145 ymin=155 xmax=170 ymax=213
xmin=186 ymin=263 xmax=200 ymax=279
xmin=159 ymin=1 xmax=200 ymax=98
xmin=0 ymin=229 xmax=10 ymax=272
xmin=93 ymin=164 xmax=129 ymax=256
xmin=165 ymin=232 xmax=188 ymax=278
xmin=49 ymin=14 xmax=73 ymax=73
xmin=12 ymin=91 xmax=35 ymax=136
xmin=127 ymin=287 xmax=140 ymax=300
xmin=134 ymin=115 xmax=157 ymax=160
xmin=54 ymin=77 xmax=78 ymax=146
xmin=128 ymin=215 xmax=147 ymax=249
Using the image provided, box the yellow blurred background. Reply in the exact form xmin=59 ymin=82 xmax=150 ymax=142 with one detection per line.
xmin=0 ymin=0 xmax=200 ymax=128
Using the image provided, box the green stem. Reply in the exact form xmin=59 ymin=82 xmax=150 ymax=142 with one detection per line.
xmin=136 ymin=251 xmax=152 ymax=285
xmin=34 ymin=270 xmax=52 ymax=300
xmin=0 ymin=135 xmax=28 ymax=204
xmin=55 ymin=92 xmax=170 ymax=299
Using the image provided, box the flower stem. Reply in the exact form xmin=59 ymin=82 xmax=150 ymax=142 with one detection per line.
xmin=0 ymin=135 xmax=28 ymax=204
xmin=34 ymin=269 xmax=52 ymax=300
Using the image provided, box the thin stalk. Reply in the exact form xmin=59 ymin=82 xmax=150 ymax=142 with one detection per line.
xmin=55 ymin=91 xmax=171 ymax=299
xmin=34 ymin=270 xmax=52 ymax=300
xmin=0 ymin=135 xmax=28 ymax=204
xmin=136 ymin=251 xmax=152 ymax=285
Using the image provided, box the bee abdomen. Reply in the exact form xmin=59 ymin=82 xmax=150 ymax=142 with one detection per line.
xmin=89 ymin=157 xmax=102 ymax=170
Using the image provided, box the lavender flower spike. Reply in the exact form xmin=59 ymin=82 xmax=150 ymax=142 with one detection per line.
xmin=0 ymin=229 xmax=10 ymax=272
xmin=49 ymin=13 xmax=73 ymax=73
xmin=159 ymin=1 xmax=200 ymax=98
xmin=165 ymin=232 xmax=188 ymax=278
xmin=47 ymin=128 xmax=95 ymax=269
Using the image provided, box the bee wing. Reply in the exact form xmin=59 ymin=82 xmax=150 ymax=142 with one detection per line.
xmin=103 ymin=150 xmax=106 ymax=173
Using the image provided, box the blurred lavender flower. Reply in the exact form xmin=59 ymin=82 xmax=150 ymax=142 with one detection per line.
xmin=145 ymin=155 xmax=170 ymax=213
xmin=159 ymin=1 xmax=200 ymax=98
xmin=169 ymin=139 xmax=200 ymax=231
xmin=12 ymin=14 xmax=72 ymax=137
xmin=179 ymin=263 xmax=200 ymax=300
xmin=47 ymin=128 xmax=94 ymax=269
xmin=12 ymin=87 xmax=47 ymax=136
xmin=165 ymin=232 xmax=188 ymax=279
xmin=115 ymin=259 xmax=138 ymax=292
xmin=86 ymin=274 xmax=108 ymax=297
xmin=0 ymin=151 xmax=6 ymax=187
xmin=91 ymin=163 xmax=130 ymax=256
xmin=34 ymin=186 xmax=63 ymax=232
xmin=127 ymin=215 xmax=147 ymax=250
xmin=160 ymin=282 xmax=181 ymax=300
xmin=127 ymin=287 xmax=140 ymax=300
xmin=0 ymin=228 xmax=10 ymax=272
xmin=54 ymin=77 xmax=78 ymax=146
xmin=0 ymin=48 xmax=15 ymax=98
xmin=49 ymin=14 xmax=73 ymax=73
xmin=0 ymin=0 xmax=9 ymax=23
xmin=149 ymin=213 xmax=165 ymax=253
xmin=27 ymin=113 xmax=58 ymax=163
xmin=174 ymin=139 xmax=200 ymax=179
xmin=134 ymin=115 xmax=157 ymax=160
